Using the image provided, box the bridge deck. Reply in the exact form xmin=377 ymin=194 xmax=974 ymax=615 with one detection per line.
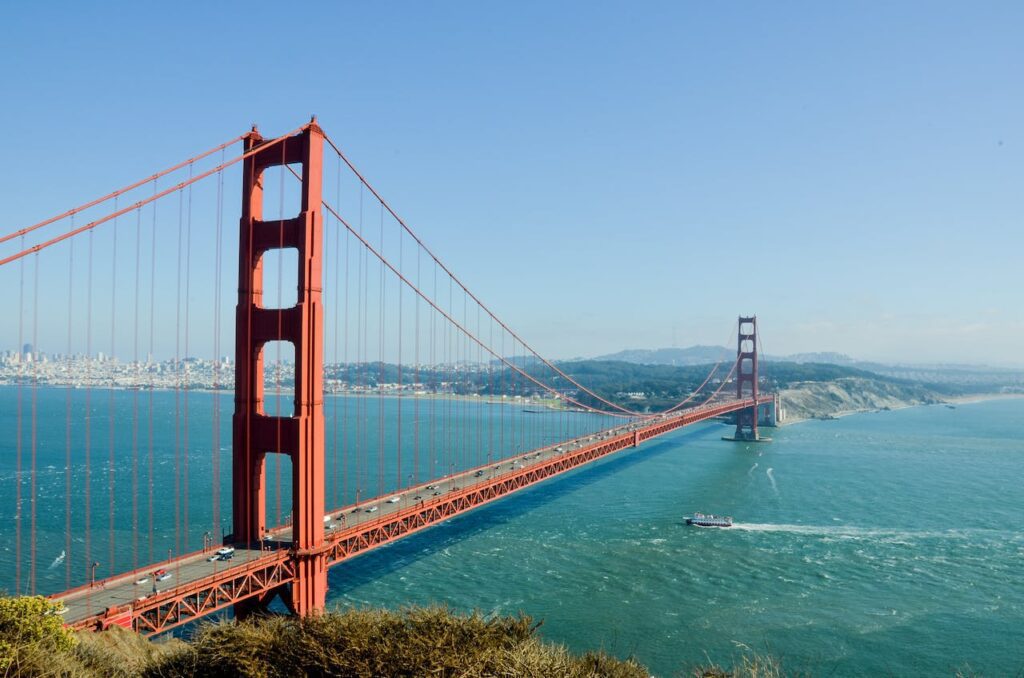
xmin=55 ymin=395 xmax=773 ymax=633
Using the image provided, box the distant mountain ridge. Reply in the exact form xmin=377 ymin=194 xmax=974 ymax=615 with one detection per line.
xmin=586 ymin=346 xmax=1024 ymax=391
xmin=590 ymin=346 xmax=857 ymax=367
xmin=590 ymin=345 xmax=732 ymax=366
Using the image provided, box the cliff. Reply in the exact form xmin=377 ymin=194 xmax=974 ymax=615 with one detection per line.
xmin=779 ymin=377 xmax=942 ymax=423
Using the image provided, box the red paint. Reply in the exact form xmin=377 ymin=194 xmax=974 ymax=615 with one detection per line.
xmin=733 ymin=316 xmax=760 ymax=440
xmin=232 ymin=122 xmax=327 ymax=617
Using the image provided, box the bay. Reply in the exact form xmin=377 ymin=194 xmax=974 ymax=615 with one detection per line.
xmin=1 ymin=386 xmax=1022 ymax=674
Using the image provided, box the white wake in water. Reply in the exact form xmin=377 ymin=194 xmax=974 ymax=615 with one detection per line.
xmin=729 ymin=524 xmax=1011 ymax=540
xmin=747 ymin=462 xmax=759 ymax=476
xmin=48 ymin=550 xmax=65 ymax=569
xmin=766 ymin=467 xmax=778 ymax=494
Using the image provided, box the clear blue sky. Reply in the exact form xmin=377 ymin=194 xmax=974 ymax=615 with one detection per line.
xmin=2 ymin=1 xmax=1021 ymax=365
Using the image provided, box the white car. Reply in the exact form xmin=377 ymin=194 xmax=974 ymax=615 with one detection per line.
xmin=365 ymin=506 xmax=378 ymax=513
xmin=134 ymin=576 xmax=150 ymax=585
xmin=386 ymin=496 xmax=401 ymax=504
xmin=215 ymin=546 xmax=235 ymax=557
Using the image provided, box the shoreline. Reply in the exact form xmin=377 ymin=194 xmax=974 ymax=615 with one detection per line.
xmin=779 ymin=391 xmax=1023 ymax=426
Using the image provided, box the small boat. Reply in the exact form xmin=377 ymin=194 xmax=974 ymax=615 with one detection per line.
xmin=685 ymin=512 xmax=733 ymax=527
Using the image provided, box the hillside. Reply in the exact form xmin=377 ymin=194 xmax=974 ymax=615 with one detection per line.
xmin=2 ymin=600 xmax=651 ymax=678
xmin=778 ymin=376 xmax=942 ymax=422
xmin=544 ymin=359 xmax=945 ymax=416
xmin=591 ymin=345 xmax=732 ymax=366
xmin=0 ymin=595 xmax=796 ymax=678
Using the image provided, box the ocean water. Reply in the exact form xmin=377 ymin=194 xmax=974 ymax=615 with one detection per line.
xmin=326 ymin=399 xmax=1024 ymax=676
xmin=0 ymin=386 xmax=615 ymax=593
xmin=1 ymin=388 xmax=1022 ymax=675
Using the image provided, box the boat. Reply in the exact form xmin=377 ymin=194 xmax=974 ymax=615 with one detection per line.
xmin=685 ymin=512 xmax=733 ymax=527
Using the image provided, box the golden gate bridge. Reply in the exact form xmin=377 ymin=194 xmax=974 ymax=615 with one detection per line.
xmin=0 ymin=120 xmax=774 ymax=634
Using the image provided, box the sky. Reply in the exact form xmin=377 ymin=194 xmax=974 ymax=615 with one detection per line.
xmin=1 ymin=1 xmax=1021 ymax=366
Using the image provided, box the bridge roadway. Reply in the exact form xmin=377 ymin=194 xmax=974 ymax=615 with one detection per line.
xmin=54 ymin=394 xmax=773 ymax=634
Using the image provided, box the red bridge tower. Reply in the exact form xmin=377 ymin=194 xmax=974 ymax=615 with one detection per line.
xmin=232 ymin=122 xmax=327 ymax=616
xmin=729 ymin=315 xmax=766 ymax=442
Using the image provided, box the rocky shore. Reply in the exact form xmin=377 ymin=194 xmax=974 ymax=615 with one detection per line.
xmin=778 ymin=376 xmax=943 ymax=423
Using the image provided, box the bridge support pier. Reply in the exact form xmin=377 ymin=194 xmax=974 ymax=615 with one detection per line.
xmin=232 ymin=121 xmax=328 ymax=618
xmin=722 ymin=316 xmax=771 ymax=443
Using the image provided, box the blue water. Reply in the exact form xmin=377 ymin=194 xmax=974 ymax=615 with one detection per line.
xmin=326 ymin=399 xmax=1024 ymax=676
xmin=0 ymin=386 xmax=615 ymax=592
xmin=2 ymin=388 xmax=1022 ymax=675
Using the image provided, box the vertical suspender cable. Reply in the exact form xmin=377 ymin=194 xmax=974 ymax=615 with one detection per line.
xmin=356 ymin=185 xmax=364 ymax=505
xmin=430 ymin=261 xmax=437 ymax=482
xmin=85 ymin=229 xmax=93 ymax=595
xmin=378 ymin=201 xmax=385 ymax=498
xmin=64 ymin=234 xmax=74 ymax=588
xmin=446 ymin=276 xmax=453 ymax=479
xmin=108 ymin=201 xmax=119 ymax=576
xmin=476 ymin=304 xmax=481 ymax=471
xmin=343 ymin=205 xmax=350 ymax=506
xmin=183 ymin=167 xmax=194 ymax=550
xmin=488 ymin=316 xmax=494 ymax=466
xmin=132 ymin=207 xmax=141 ymax=570
xmin=147 ymin=180 xmax=157 ymax=564
xmin=413 ymin=247 xmax=420 ymax=485
xmin=15 ymin=235 xmax=24 ymax=594
xmin=30 ymin=252 xmax=39 ymax=593
xmin=500 ymin=330 xmax=505 ymax=461
xmin=332 ymin=156 xmax=341 ymax=508
xmin=397 ymin=220 xmax=403 ymax=491
xmin=212 ymin=157 xmax=224 ymax=539
xmin=173 ymin=188 xmax=183 ymax=555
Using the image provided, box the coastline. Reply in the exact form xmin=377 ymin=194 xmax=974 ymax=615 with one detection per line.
xmin=779 ymin=391 xmax=1023 ymax=426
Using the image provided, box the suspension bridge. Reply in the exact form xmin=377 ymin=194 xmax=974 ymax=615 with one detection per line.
xmin=0 ymin=120 xmax=775 ymax=635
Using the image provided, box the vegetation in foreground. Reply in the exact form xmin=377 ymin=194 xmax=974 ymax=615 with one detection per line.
xmin=1 ymin=596 xmax=651 ymax=678
xmin=0 ymin=595 xmax=797 ymax=678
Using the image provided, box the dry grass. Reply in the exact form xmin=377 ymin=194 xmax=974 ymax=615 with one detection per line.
xmin=144 ymin=606 xmax=648 ymax=677
xmin=687 ymin=652 xmax=785 ymax=678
